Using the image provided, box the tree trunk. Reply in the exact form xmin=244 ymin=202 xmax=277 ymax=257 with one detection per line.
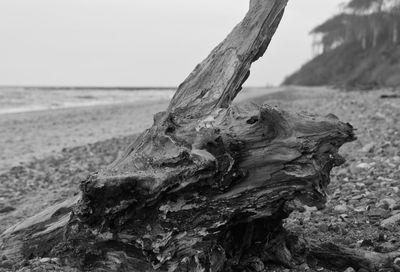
xmin=1 ymin=1 xmax=389 ymax=271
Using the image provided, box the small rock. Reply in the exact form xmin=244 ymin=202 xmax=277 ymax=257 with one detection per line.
xmin=374 ymin=112 xmax=386 ymax=120
xmin=246 ymin=257 xmax=264 ymax=272
xmin=339 ymin=214 xmax=349 ymax=222
xmin=328 ymin=224 xmax=341 ymax=233
xmin=334 ymin=204 xmax=348 ymax=212
xmin=368 ymin=208 xmax=389 ymax=224
xmin=375 ymin=242 xmax=399 ymax=253
xmin=352 ymin=194 xmax=364 ymax=201
xmin=299 ymin=263 xmax=310 ymax=271
xmin=378 ymin=198 xmax=397 ymax=210
xmin=357 ymin=162 xmax=372 ymax=169
xmin=354 ymin=207 xmax=366 ymax=213
xmin=364 ymin=180 xmax=374 ymax=186
xmin=318 ymin=223 xmax=329 ymax=232
xmin=381 ymin=213 xmax=400 ymax=229
xmin=360 ymin=239 xmax=374 ymax=248
xmin=0 ymin=206 xmax=15 ymax=214
xmin=394 ymin=257 xmax=400 ymax=265
xmin=335 ymin=168 xmax=348 ymax=176
xmin=344 ymin=267 xmax=356 ymax=272
xmin=378 ymin=233 xmax=388 ymax=242
xmin=0 ymin=260 xmax=13 ymax=269
xmin=351 ymin=163 xmax=373 ymax=174
xmin=360 ymin=142 xmax=375 ymax=153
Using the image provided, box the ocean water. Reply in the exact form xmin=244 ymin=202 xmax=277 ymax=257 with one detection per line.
xmin=0 ymin=87 xmax=175 ymax=115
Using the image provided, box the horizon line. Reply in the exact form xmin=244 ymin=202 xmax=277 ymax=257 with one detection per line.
xmin=0 ymin=85 xmax=178 ymax=90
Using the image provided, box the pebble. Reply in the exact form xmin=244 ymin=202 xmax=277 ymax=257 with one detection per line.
xmin=344 ymin=267 xmax=356 ymax=272
xmin=0 ymin=206 xmax=15 ymax=214
xmin=378 ymin=233 xmax=388 ymax=242
xmin=360 ymin=239 xmax=374 ymax=247
xmin=246 ymin=257 xmax=264 ymax=272
xmin=378 ymin=198 xmax=397 ymax=210
xmin=374 ymin=242 xmax=399 ymax=253
xmin=39 ymin=257 xmax=51 ymax=263
xmin=381 ymin=213 xmax=400 ymax=228
xmin=334 ymin=204 xmax=348 ymax=212
xmin=360 ymin=142 xmax=375 ymax=153
xmin=357 ymin=163 xmax=372 ymax=169
xmin=351 ymin=194 xmax=364 ymax=201
xmin=0 ymin=260 xmax=12 ymax=269
xmin=318 ymin=223 xmax=329 ymax=232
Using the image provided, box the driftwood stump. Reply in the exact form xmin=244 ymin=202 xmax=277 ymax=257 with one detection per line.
xmin=1 ymin=1 xmax=394 ymax=271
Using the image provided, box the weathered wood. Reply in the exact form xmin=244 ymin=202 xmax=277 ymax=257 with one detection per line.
xmin=1 ymin=1 xmax=385 ymax=271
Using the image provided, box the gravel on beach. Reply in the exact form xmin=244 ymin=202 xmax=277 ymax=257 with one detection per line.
xmin=0 ymin=86 xmax=399 ymax=271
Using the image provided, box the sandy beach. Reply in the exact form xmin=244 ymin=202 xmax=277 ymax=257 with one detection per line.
xmin=1 ymin=86 xmax=399 ymax=269
xmin=0 ymin=86 xmax=284 ymax=229
xmin=0 ymin=100 xmax=170 ymax=173
xmin=0 ymin=87 xmax=279 ymax=173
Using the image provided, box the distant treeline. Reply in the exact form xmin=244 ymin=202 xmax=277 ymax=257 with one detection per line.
xmin=313 ymin=0 xmax=400 ymax=53
xmin=284 ymin=0 xmax=400 ymax=89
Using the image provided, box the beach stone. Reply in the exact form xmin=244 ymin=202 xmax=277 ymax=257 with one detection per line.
xmin=246 ymin=257 xmax=264 ymax=272
xmin=368 ymin=208 xmax=389 ymax=224
xmin=381 ymin=213 xmax=400 ymax=229
xmin=360 ymin=239 xmax=374 ymax=248
xmin=0 ymin=206 xmax=15 ymax=214
xmin=378 ymin=198 xmax=397 ymax=210
xmin=0 ymin=260 xmax=13 ymax=269
xmin=364 ymin=179 xmax=374 ymax=186
xmin=352 ymin=194 xmax=363 ymax=200
xmin=360 ymin=142 xmax=375 ymax=153
xmin=334 ymin=204 xmax=348 ymax=212
xmin=351 ymin=163 xmax=373 ymax=174
xmin=378 ymin=233 xmax=388 ymax=242
xmin=318 ymin=223 xmax=329 ymax=232
xmin=39 ymin=258 xmax=51 ymax=263
xmin=392 ymin=204 xmax=400 ymax=210
xmin=298 ymin=263 xmax=310 ymax=271
xmin=375 ymin=242 xmax=398 ymax=253
xmin=357 ymin=162 xmax=372 ymax=169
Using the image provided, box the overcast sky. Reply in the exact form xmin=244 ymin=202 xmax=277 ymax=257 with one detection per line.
xmin=0 ymin=1 xmax=343 ymax=87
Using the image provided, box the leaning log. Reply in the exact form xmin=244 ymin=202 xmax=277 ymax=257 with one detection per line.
xmin=0 ymin=0 xmax=383 ymax=271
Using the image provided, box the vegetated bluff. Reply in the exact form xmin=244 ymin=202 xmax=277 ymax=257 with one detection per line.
xmin=284 ymin=0 xmax=400 ymax=90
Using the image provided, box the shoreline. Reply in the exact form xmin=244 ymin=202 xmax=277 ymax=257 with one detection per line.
xmin=0 ymin=86 xmax=284 ymax=172
xmin=0 ymin=99 xmax=170 ymax=173
xmin=0 ymin=86 xmax=399 ymax=256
